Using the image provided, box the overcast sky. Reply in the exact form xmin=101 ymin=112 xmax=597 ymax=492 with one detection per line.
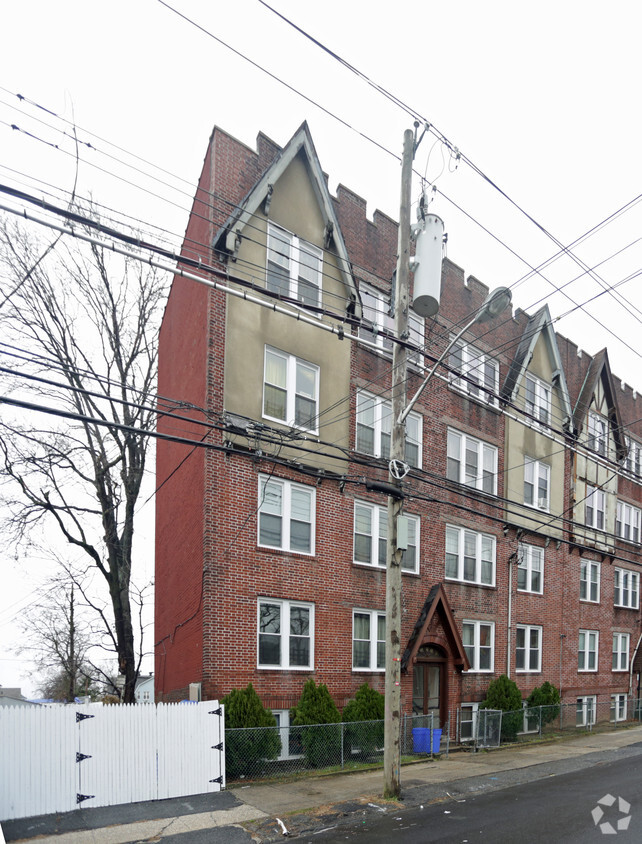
xmin=2 ymin=0 xmax=642 ymax=695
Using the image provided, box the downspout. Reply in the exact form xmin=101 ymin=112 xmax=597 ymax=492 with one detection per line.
xmin=507 ymin=551 xmax=517 ymax=678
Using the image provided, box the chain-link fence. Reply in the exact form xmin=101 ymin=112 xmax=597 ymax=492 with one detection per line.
xmin=453 ymin=695 xmax=642 ymax=748
xmin=225 ymin=696 xmax=642 ymax=783
xmin=225 ymin=714 xmax=443 ymax=782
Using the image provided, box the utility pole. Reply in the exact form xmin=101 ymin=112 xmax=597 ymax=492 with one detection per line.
xmin=383 ymin=127 xmax=414 ymax=799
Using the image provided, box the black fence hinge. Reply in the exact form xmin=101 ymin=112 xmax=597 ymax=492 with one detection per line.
xmin=209 ymin=776 xmax=223 ymax=785
xmin=76 ymin=793 xmax=95 ymax=804
xmin=211 ymin=742 xmax=223 ymax=751
xmin=76 ymin=752 xmax=92 ymax=763
xmin=76 ymin=712 xmax=95 ymax=723
xmin=208 ymin=707 xmax=222 ymax=716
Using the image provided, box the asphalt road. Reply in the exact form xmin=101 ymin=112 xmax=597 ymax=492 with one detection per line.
xmin=304 ymin=749 xmax=642 ymax=843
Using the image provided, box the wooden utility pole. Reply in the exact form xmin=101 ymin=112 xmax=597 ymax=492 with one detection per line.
xmin=383 ymin=127 xmax=414 ymax=799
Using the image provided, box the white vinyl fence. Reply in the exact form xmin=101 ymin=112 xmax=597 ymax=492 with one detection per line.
xmin=0 ymin=701 xmax=225 ymax=821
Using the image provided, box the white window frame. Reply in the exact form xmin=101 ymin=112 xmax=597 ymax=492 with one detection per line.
xmin=578 ymin=629 xmax=599 ymax=672
xmin=517 ymin=543 xmax=544 ymax=594
xmin=272 ymin=709 xmax=303 ymax=760
xmin=624 ymin=436 xmax=642 ymax=478
xmin=258 ymin=476 xmax=315 ymax=555
xmin=459 ymin=702 xmax=480 ymax=742
xmin=257 ymin=598 xmax=314 ymax=670
xmin=580 ymin=560 xmax=600 ymax=603
xmin=445 ymin=525 xmax=496 ymax=587
xmin=353 ymin=500 xmax=419 ymax=573
xmin=612 ymin=632 xmax=630 ymax=672
xmin=515 ymin=624 xmax=542 ymax=673
xmin=587 ymin=411 xmax=607 ymax=456
xmin=267 ymin=223 xmax=322 ymax=307
xmin=610 ymin=694 xmax=627 ymax=723
xmin=263 ymin=346 xmax=319 ymax=433
xmin=576 ymin=695 xmax=596 ymax=727
xmin=352 ymin=609 xmax=386 ymax=671
xmin=524 ymin=373 xmax=552 ymax=428
xmin=359 ymin=284 xmax=425 ymax=368
xmin=614 ymin=568 xmax=640 ymax=609
xmin=355 ymin=391 xmax=422 ymax=468
xmin=446 ymin=428 xmax=498 ymax=495
xmin=585 ymin=485 xmax=606 ymax=531
xmin=462 ymin=620 xmax=495 ymax=672
xmin=616 ymin=500 xmax=641 ymax=544
xmin=448 ymin=338 xmax=499 ymax=407
xmin=524 ymin=457 xmax=550 ymax=511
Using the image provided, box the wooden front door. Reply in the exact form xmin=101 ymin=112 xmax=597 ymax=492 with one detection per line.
xmin=412 ymin=645 xmax=446 ymax=726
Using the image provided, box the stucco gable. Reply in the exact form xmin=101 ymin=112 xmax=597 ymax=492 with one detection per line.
xmin=501 ymin=304 xmax=573 ymax=430
xmin=212 ymin=122 xmax=358 ymax=315
xmin=572 ymin=348 xmax=627 ymax=461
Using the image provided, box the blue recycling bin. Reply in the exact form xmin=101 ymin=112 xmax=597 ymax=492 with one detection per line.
xmin=412 ymin=727 xmax=430 ymax=752
xmin=431 ymin=728 xmax=442 ymax=753
xmin=412 ymin=727 xmax=442 ymax=753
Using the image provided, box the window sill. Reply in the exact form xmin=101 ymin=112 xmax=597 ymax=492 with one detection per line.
xmin=449 ymin=383 xmax=500 ymax=413
xmin=445 ymin=577 xmax=496 ymax=590
xmin=352 ymin=561 xmax=420 ymax=577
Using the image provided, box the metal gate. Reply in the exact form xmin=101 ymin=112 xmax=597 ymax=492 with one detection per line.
xmin=475 ymin=708 xmax=502 ymax=748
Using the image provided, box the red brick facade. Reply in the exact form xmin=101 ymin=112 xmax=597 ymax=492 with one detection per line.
xmin=155 ymin=125 xmax=642 ymax=731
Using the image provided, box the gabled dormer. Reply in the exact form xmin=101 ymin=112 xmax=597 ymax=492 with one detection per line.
xmin=210 ymin=124 xmax=359 ymax=471
xmin=213 ymin=121 xmax=359 ymax=319
xmin=502 ymin=306 xmax=572 ymax=538
xmin=570 ymin=349 xmax=626 ymax=553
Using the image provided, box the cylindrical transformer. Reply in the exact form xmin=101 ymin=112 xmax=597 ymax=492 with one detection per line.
xmin=412 ymin=214 xmax=444 ymax=317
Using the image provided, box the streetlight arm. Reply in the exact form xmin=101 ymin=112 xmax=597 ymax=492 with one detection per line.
xmin=398 ymin=314 xmax=477 ymax=425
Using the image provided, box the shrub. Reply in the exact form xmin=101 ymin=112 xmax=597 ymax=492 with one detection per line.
xmin=222 ymin=684 xmax=281 ymax=779
xmin=481 ymin=674 xmax=523 ymax=741
xmin=343 ymin=683 xmax=385 ymax=757
xmin=290 ymin=679 xmax=341 ymax=767
xmin=527 ymin=681 xmax=561 ymax=726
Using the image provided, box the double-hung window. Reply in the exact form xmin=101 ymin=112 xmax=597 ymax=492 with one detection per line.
xmin=353 ymin=500 xmax=419 ymax=573
xmin=576 ymin=696 xmax=596 ymax=726
xmin=359 ymin=284 xmax=425 ymax=367
xmin=587 ymin=412 xmax=607 ymax=456
xmin=355 ymin=391 xmax=422 ymax=467
xmin=611 ymin=694 xmax=627 ymax=722
xmin=352 ymin=609 xmax=386 ymax=670
xmin=462 ymin=620 xmax=494 ymax=672
xmin=446 ymin=429 xmax=498 ymax=494
xmin=580 ymin=560 xmax=600 ymax=603
xmin=585 ymin=485 xmax=606 ymax=531
xmin=515 ymin=624 xmax=542 ymax=672
xmin=263 ymin=347 xmax=319 ymax=433
xmin=524 ymin=374 xmax=552 ymax=428
xmin=258 ymin=476 xmax=315 ymax=554
xmin=616 ymin=501 xmax=641 ymax=543
xmin=267 ymin=223 xmax=322 ymax=307
xmin=578 ymin=630 xmax=599 ymax=671
xmin=614 ymin=568 xmax=639 ymax=609
xmin=257 ymin=598 xmax=314 ymax=669
xmin=524 ymin=457 xmax=550 ymax=511
xmin=625 ymin=436 xmax=642 ymax=478
xmin=517 ymin=544 xmax=544 ymax=594
xmin=445 ymin=525 xmax=495 ymax=586
xmin=612 ymin=633 xmax=630 ymax=671
xmin=448 ymin=339 xmax=499 ymax=407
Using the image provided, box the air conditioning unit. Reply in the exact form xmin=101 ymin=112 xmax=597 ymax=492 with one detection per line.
xmin=188 ymin=682 xmax=202 ymax=702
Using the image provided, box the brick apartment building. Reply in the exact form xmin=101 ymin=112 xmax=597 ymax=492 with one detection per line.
xmin=155 ymin=122 xmax=642 ymax=740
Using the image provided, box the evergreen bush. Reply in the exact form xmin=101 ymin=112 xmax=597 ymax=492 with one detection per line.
xmin=222 ymin=684 xmax=281 ymax=779
xmin=481 ymin=674 xmax=523 ymax=741
xmin=342 ymin=683 xmax=385 ymax=757
xmin=290 ymin=679 xmax=341 ymax=767
xmin=527 ymin=681 xmax=561 ymax=726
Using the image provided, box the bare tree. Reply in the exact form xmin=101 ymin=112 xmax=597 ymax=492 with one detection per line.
xmin=18 ymin=576 xmax=115 ymax=701
xmin=0 ymin=214 xmax=167 ymax=702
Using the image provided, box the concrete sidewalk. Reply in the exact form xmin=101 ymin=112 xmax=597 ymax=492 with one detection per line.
xmin=4 ymin=725 xmax=642 ymax=843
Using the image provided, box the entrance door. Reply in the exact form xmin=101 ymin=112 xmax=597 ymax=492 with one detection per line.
xmin=412 ymin=646 xmax=446 ymax=726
